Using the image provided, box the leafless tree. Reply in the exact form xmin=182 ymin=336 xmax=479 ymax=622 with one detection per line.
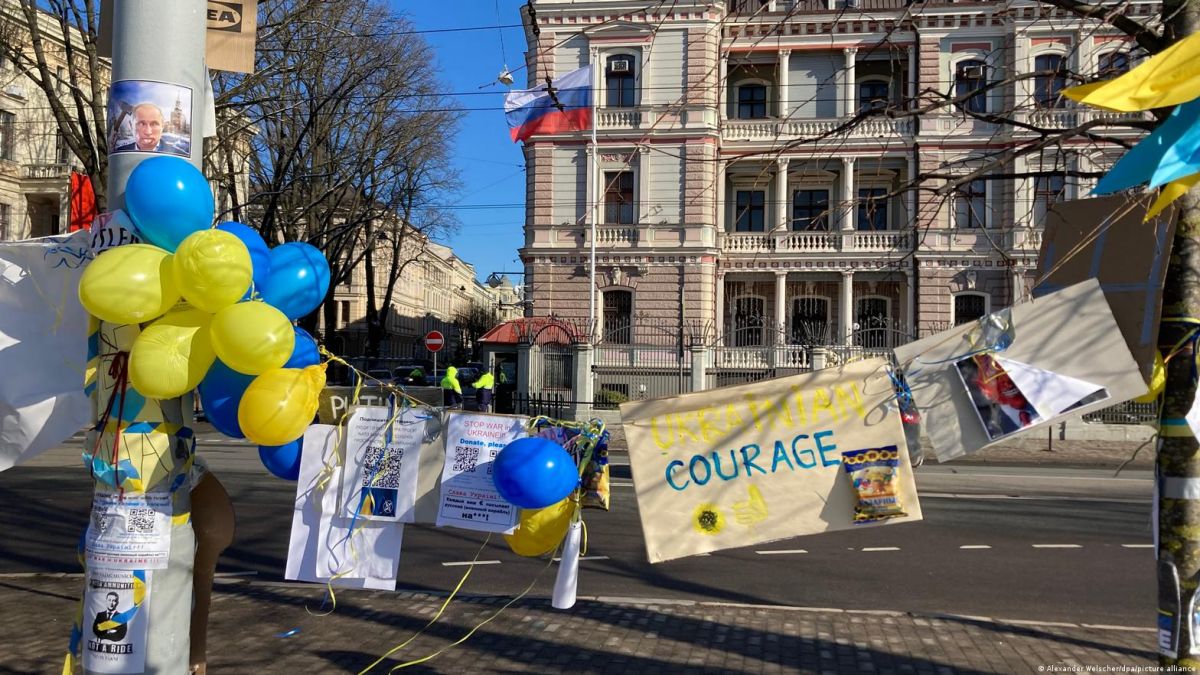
xmin=0 ymin=0 xmax=109 ymax=203
xmin=208 ymin=0 xmax=459 ymax=340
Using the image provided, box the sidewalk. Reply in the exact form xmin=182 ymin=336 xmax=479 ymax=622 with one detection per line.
xmin=9 ymin=575 xmax=1155 ymax=674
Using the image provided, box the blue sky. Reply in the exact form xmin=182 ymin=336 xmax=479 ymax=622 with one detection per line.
xmin=392 ymin=1 xmax=529 ymax=283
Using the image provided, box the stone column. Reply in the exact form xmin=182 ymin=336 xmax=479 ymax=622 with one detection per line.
xmin=904 ymin=268 xmax=915 ymax=338
xmin=1011 ymin=265 xmax=1025 ymax=304
xmin=778 ymin=49 xmax=791 ymax=118
xmin=716 ymin=160 xmax=727 ymax=233
xmin=774 ymin=271 xmax=788 ymax=337
xmin=637 ymin=146 xmax=651 ymax=223
xmin=840 ymin=269 xmax=855 ymax=345
xmin=719 ymin=54 xmax=728 ymax=121
xmin=516 ymin=341 xmax=534 ymax=396
xmin=689 ymin=342 xmax=708 ymax=392
xmin=715 ymin=271 xmax=726 ymax=340
xmin=570 ymin=342 xmax=594 ymax=418
xmin=842 ymin=47 xmax=858 ymax=118
xmin=840 ymin=157 xmax=856 ymax=231
xmin=775 ymin=157 xmax=790 ymax=231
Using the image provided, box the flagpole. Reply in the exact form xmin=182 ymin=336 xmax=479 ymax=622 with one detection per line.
xmin=589 ymin=48 xmax=598 ymax=342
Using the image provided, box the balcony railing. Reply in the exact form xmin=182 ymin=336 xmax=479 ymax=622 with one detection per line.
xmin=722 ymin=229 xmax=912 ymax=254
xmin=723 ymin=116 xmax=912 ymax=142
xmin=919 ymin=227 xmax=1043 ymax=253
xmin=596 ymin=108 xmax=644 ymax=129
xmin=22 ymin=163 xmax=70 ymax=180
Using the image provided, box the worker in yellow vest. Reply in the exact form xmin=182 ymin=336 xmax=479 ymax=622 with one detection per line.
xmin=441 ymin=366 xmax=462 ymax=409
xmin=473 ymin=368 xmax=496 ymax=412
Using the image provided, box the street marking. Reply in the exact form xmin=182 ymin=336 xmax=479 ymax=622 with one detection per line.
xmin=442 ymin=560 xmax=501 ymax=567
xmin=861 ymin=547 xmax=901 ymax=552
xmin=755 ymin=549 xmax=808 ymax=555
xmin=1121 ymin=544 xmax=1154 ymax=549
xmin=1032 ymin=544 xmax=1082 ymax=549
xmin=922 ymin=492 xmax=1147 ymax=504
xmin=552 ymin=555 xmax=610 ymax=562
xmin=959 ymin=545 xmax=992 ymax=550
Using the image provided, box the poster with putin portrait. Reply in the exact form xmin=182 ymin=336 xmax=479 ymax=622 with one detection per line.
xmin=107 ymin=80 xmax=192 ymax=158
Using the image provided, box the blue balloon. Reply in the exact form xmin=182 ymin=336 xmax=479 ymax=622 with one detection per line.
xmin=492 ymin=437 xmax=579 ymax=509
xmin=216 ymin=222 xmax=272 ymax=300
xmin=259 ymin=438 xmax=303 ymax=481
xmin=198 ymin=359 xmax=254 ymax=439
xmin=124 ymin=156 xmax=215 ymax=251
xmin=284 ymin=326 xmax=320 ymax=368
xmin=260 ymin=242 xmax=331 ymax=320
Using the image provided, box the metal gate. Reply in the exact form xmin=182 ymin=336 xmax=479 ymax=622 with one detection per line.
xmin=592 ymin=318 xmax=700 ymax=408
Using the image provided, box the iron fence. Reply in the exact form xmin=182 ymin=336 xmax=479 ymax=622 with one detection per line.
xmin=1082 ymin=400 xmax=1159 ymax=425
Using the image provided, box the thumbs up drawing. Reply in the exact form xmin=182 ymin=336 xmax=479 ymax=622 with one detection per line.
xmin=733 ymin=484 xmax=768 ymax=528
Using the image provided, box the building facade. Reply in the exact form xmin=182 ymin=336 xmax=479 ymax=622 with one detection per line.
xmin=326 ymin=233 xmax=524 ymax=361
xmin=518 ymin=0 xmax=1151 ymax=359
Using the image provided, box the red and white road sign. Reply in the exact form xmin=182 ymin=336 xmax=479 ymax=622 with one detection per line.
xmin=425 ymin=330 xmax=445 ymax=353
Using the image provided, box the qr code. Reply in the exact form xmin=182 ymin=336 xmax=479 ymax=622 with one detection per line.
xmin=362 ymin=446 xmax=402 ymax=489
xmin=453 ymin=447 xmax=480 ymax=473
xmin=126 ymin=508 xmax=156 ymax=534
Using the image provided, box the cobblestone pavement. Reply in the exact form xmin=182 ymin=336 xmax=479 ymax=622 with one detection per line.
xmin=7 ymin=575 xmax=1155 ymax=674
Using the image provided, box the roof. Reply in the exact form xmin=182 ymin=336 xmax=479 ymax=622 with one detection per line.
xmin=478 ymin=317 xmax=589 ymax=345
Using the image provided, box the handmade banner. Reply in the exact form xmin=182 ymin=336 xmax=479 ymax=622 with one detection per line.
xmin=436 ymin=412 xmax=528 ymax=534
xmin=895 ymin=279 xmax=1146 ymax=462
xmin=1035 ymin=194 xmax=1175 ymax=383
xmin=620 ymin=358 xmax=921 ymax=564
xmin=82 ymin=568 xmax=150 ymax=674
xmin=340 ymin=405 xmax=426 ymax=522
xmin=286 ymin=424 xmax=403 ymax=590
xmin=0 ymin=231 xmax=92 ymax=472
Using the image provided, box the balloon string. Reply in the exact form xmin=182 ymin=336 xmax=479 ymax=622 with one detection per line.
xmin=356 ymin=533 xmax=495 ymax=674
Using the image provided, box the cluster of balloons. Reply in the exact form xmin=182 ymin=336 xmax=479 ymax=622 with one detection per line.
xmin=77 ymin=156 xmax=332 ymax=480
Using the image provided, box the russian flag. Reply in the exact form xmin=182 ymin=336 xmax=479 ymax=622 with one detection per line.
xmin=504 ymin=65 xmax=593 ymax=142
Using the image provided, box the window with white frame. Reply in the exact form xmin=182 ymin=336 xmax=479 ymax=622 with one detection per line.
xmin=735 ymin=81 xmax=769 ymax=119
xmin=1097 ymin=51 xmax=1130 ymax=78
xmin=0 ymin=203 xmax=9 ymax=240
xmin=954 ymin=178 xmax=988 ymax=228
xmin=953 ymin=292 xmax=988 ymax=326
xmin=792 ymin=189 xmax=830 ymax=231
xmin=0 ymin=111 xmax=13 ymax=161
xmin=1034 ymin=53 xmax=1068 ymax=108
xmin=858 ymin=78 xmax=891 ymax=113
xmin=790 ymin=296 xmax=830 ymax=344
xmin=1033 ymin=174 xmax=1067 ymax=225
xmin=731 ymin=295 xmax=766 ymax=347
xmin=856 ymin=187 xmax=889 ymax=231
xmin=733 ymin=188 xmax=766 ymax=232
xmin=603 ymin=170 xmax=635 ymax=225
xmin=605 ymin=54 xmax=636 ymax=108
xmin=954 ymin=59 xmax=988 ymax=114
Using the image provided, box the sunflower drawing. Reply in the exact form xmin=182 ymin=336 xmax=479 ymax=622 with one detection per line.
xmin=692 ymin=503 xmax=725 ymax=535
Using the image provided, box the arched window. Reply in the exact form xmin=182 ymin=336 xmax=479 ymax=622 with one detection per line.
xmin=854 ymin=296 xmax=892 ymax=348
xmin=731 ymin=295 xmax=766 ymax=347
xmin=603 ymin=290 xmax=633 ymax=344
xmin=790 ymin=296 xmax=830 ymax=344
xmin=954 ymin=59 xmax=987 ymax=114
xmin=736 ymin=82 xmax=769 ymax=119
xmin=953 ymin=292 xmax=988 ymax=326
xmin=606 ymin=55 xmax=636 ymax=108
xmin=858 ymin=79 xmax=891 ymax=112
xmin=1034 ymin=54 xmax=1068 ymax=108
xmin=1097 ymin=51 xmax=1130 ymax=78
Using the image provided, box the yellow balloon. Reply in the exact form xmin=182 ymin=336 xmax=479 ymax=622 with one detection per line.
xmin=1134 ymin=351 xmax=1166 ymax=404
xmin=238 ymin=365 xmax=326 ymax=446
xmin=210 ymin=301 xmax=295 ymax=375
xmin=173 ymin=229 xmax=253 ymax=313
xmin=78 ymin=244 xmax=180 ymax=324
xmin=503 ymin=498 xmax=574 ymax=557
xmin=129 ymin=308 xmax=216 ymax=399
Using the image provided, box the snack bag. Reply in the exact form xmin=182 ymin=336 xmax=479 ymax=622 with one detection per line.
xmin=842 ymin=445 xmax=906 ymax=524
xmin=531 ymin=422 xmax=610 ymax=511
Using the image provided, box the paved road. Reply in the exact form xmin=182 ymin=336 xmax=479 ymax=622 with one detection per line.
xmin=1 ymin=446 xmax=1155 ymax=627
